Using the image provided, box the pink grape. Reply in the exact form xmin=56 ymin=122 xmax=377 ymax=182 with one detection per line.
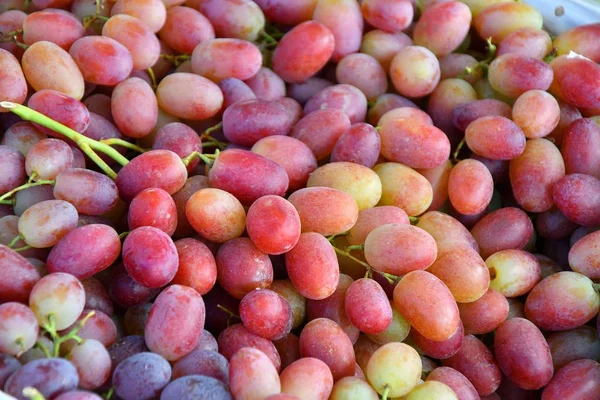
xmin=561 ymin=118 xmax=600 ymax=178
xmin=549 ymin=53 xmax=600 ymax=111
xmin=218 ymin=324 xmax=281 ymax=371
xmin=448 ymin=159 xmax=494 ymax=216
xmin=335 ymin=53 xmax=387 ymax=100
xmin=497 ymin=27 xmax=552 ymax=59
xmin=345 ymin=278 xmax=392 ymax=334
xmin=470 ymin=207 xmax=534 ymax=258
xmin=196 ymin=0 xmax=265 ymax=41
xmin=361 ymin=30 xmax=413 ymax=72
xmin=427 ymin=367 xmax=479 ymax=400
xmin=413 ymin=1 xmax=472 ymax=57
xmin=171 ymin=238 xmax=217 ymax=295
xmin=547 ymin=326 xmax=600 ymax=370
xmin=474 ymin=2 xmax=543 ymax=42
xmin=0 ymin=302 xmax=39 ymax=356
xmin=291 ymin=109 xmax=351 ymax=161
xmin=127 ymin=188 xmax=177 ymax=235
xmin=1 ymin=122 xmax=46 ymax=157
xmin=111 ymin=77 xmax=157 ymax=139
xmin=29 ymin=272 xmax=85 ymax=330
xmin=452 ymin=99 xmax=512 ymax=131
xmin=361 ymin=0 xmax=413 ymax=32
xmin=486 ymin=249 xmax=541 ymax=297
xmin=110 ymin=0 xmax=166 ymax=33
xmin=156 ymin=73 xmax=223 ymax=120
xmin=191 ymin=38 xmax=262 ymax=83
xmin=246 ymin=195 xmax=300 ymax=255
xmin=0 ymin=245 xmax=41 ymax=303
xmin=409 ymin=322 xmax=464 ymax=360
xmin=553 ymin=173 xmax=600 ymax=226
xmin=19 ymin=199 xmax=78 ymax=249
xmin=458 ymin=288 xmax=508 ymax=334
xmin=465 ymin=116 xmax=526 ymax=160
xmin=313 ymin=0 xmax=363 ymax=62
xmin=390 ymin=45 xmax=441 ymax=98
xmin=53 ymin=168 xmax=119 ymax=216
xmin=0 ymin=145 xmax=26 ymax=193
xmin=68 ymin=339 xmax=111 ymax=390
xmin=280 ymin=357 xmax=334 ymax=400
xmin=69 ymin=36 xmax=133 ymax=86
xmin=229 ymin=347 xmax=281 ymax=400
xmin=0 ymin=49 xmax=26 ymax=108
xmin=347 ymin=206 xmax=409 ymax=245
xmin=102 ymin=14 xmax=160 ymax=70
xmin=542 ymin=359 xmax=600 ymax=400
xmin=239 ymin=289 xmax=292 ymax=341
xmin=172 ymin=349 xmax=229 ymax=383
xmin=330 ymin=123 xmax=381 ymax=168
xmin=488 ymin=53 xmax=553 ymax=98
xmin=304 ymin=84 xmax=368 ymax=124
xmin=244 ymin=67 xmax=286 ymax=101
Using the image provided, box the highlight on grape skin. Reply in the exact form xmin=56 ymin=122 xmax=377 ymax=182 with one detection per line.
xmin=2 ymin=1 xmax=600 ymax=399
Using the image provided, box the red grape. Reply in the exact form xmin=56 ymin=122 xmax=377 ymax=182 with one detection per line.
xmin=374 ymin=162 xmax=434 ymax=217
xmin=0 ymin=49 xmax=25 ymax=108
xmin=335 ymin=53 xmax=387 ymax=101
xmin=279 ymin=357 xmax=333 ymax=400
xmin=448 ymin=159 xmax=494 ymax=216
xmin=313 ymin=0 xmax=363 ymax=62
xmin=171 ymin=238 xmax=217 ymax=295
xmin=53 ymin=168 xmax=119 ymax=216
xmin=474 ymin=2 xmax=543 ymax=42
xmin=390 ymin=46 xmax=441 ymax=98
xmin=553 ymin=173 xmax=600 ymax=226
xmin=291 ymin=109 xmax=351 ymax=161
xmin=470 ymin=207 xmax=534 ymax=258
xmin=111 ymin=77 xmax=157 ymax=139
xmin=360 ymin=30 xmax=413 ymax=72
xmin=458 ymin=288 xmax=508 ymax=334
xmin=413 ymin=1 xmax=471 ymax=57
xmin=304 ymin=84 xmax=368 ymax=124
xmin=561 ymin=118 xmax=600 ymax=178
xmin=409 ymin=322 xmax=463 ymax=360
xmin=488 ymin=53 xmax=553 ymax=98
xmin=218 ymin=324 xmax=281 ymax=371
xmin=542 ymin=359 xmax=600 ymax=400
xmin=246 ymin=195 xmax=300 ymax=255
xmin=127 ymin=188 xmax=177 ymax=235
xmin=229 ymin=347 xmax=281 ymax=400
xmin=550 ymin=53 xmax=600 ymax=111
xmin=239 ymin=289 xmax=292 ymax=341
xmin=547 ymin=326 xmax=600 ymax=370
xmin=196 ymin=0 xmax=265 ymax=41
xmin=330 ymin=123 xmax=381 ymax=168
xmin=245 ymin=67 xmax=286 ymax=101
xmin=102 ymin=14 xmax=160 ymax=71
xmin=191 ymin=38 xmax=262 ymax=83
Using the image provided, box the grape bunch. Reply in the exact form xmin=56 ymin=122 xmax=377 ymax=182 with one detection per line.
xmin=1 ymin=0 xmax=600 ymax=399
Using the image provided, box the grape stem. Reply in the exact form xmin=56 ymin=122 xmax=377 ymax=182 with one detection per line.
xmin=0 ymin=199 xmax=13 ymax=205
xmin=82 ymin=0 xmax=108 ymax=29
xmin=409 ymin=216 xmax=420 ymax=225
xmin=181 ymin=151 xmax=218 ymax=167
xmin=34 ymin=340 xmax=51 ymax=358
xmin=14 ymin=245 xmax=32 ymax=252
xmin=452 ymin=137 xmax=466 ymax=163
xmin=104 ymin=387 xmax=115 ymax=400
xmin=326 ymin=236 xmax=400 ymax=285
xmin=0 ymin=179 xmax=55 ymax=204
xmin=118 ymin=231 xmax=129 ymax=240
xmin=381 ymin=385 xmax=391 ymax=400
xmin=0 ymin=102 xmax=130 ymax=179
xmin=593 ymin=283 xmax=600 ymax=294
xmin=159 ymin=54 xmax=191 ymax=67
xmin=42 ymin=311 xmax=96 ymax=357
xmin=100 ymin=138 xmax=146 ymax=153
xmin=217 ymin=304 xmax=240 ymax=326
xmin=200 ymin=122 xmax=227 ymax=150
xmin=146 ymin=67 xmax=157 ymax=90
xmin=22 ymin=387 xmax=46 ymax=400
xmin=7 ymin=235 xmax=22 ymax=248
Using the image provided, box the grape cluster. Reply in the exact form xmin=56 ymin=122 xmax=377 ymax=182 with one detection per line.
xmin=1 ymin=0 xmax=600 ymax=399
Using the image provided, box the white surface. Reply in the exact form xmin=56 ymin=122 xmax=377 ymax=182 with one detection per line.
xmin=524 ymin=0 xmax=600 ymax=34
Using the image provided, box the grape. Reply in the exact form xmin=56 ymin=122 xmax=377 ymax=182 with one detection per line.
xmin=0 ymin=216 xmax=48 ymax=261
xmin=304 ymin=84 xmax=368 ymax=125
xmin=413 ymin=1 xmax=471 ymax=57
xmin=252 ymin=0 xmax=316 ymax=26
xmin=111 ymin=0 xmax=166 ymax=33
xmin=419 ymin=160 xmax=453 ymax=211
xmin=0 ymin=145 xmax=25 ymax=194
xmin=0 ymin=302 xmax=39 ymax=356
xmin=542 ymin=359 xmax=600 ymax=400
xmin=229 ymin=347 xmax=281 ymax=400
xmin=439 ymin=53 xmax=482 ymax=84
xmin=288 ymin=77 xmax=332 ymax=105
xmin=108 ymin=335 xmax=148 ymax=371
xmin=26 ymin=138 xmax=74 ymax=180
xmin=511 ymin=89 xmax=560 ymax=139
xmin=306 ymin=274 xmax=359 ymax=344
xmin=271 ymin=280 xmax=306 ymax=330
xmin=222 ymin=99 xmax=292 ymax=147
xmin=406 ymin=381 xmax=459 ymax=399
xmin=278 ymin=358 xmax=332 ymax=400
xmin=111 ymin=77 xmax=157 ymax=139
xmin=548 ymin=101 xmax=583 ymax=146
xmin=53 ymin=168 xmax=119 ymax=216
xmin=291 ymin=109 xmax=351 ymax=161
xmin=246 ymin=195 xmax=300 ymax=255
xmin=191 ymin=39 xmax=262 ymax=83
xmin=307 ymin=162 xmax=382 ymax=210
xmin=509 ymin=138 xmax=565 ymax=212
xmin=0 ymin=244 xmax=41 ymax=303
xmin=23 ymin=9 xmax=84 ymax=51
xmin=448 ymin=159 xmax=494 ymax=216
xmin=272 ymin=21 xmax=335 ymax=83
xmin=218 ymin=324 xmax=281 ymax=371
xmin=409 ymin=321 xmax=464 ymax=360
xmin=157 ymin=72 xmax=224 ymax=120
xmin=553 ymin=173 xmax=600 ymax=226
xmin=108 ymin=271 xmax=159 ymax=308
xmin=366 ymin=303 xmax=411 ymax=345
xmin=486 ymin=249 xmax=540 ymax=297
xmin=427 ymin=367 xmax=479 ymax=400
xmin=344 ymin=278 xmax=391 ymax=334
xmin=441 ymin=335 xmax=501 ymax=396
xmin=554 ymin=23 xmax=600 ymax=62
xmin=112 ymin=352 xmax=172 ymax=400
xmin=4 ymin=358 xmax=79 ymax=400
xmin=0 ymin=10 xmax=26 ymax=59
xmin=127 ymin=188 xmax=177 ymax=235
xmin=244 ymin=67 xmax=286 ymax=101
xmin=161 ymin=375 xmax=233 ymax=400
xmin=494 ymin=318 xmax=553 ymax=390
xmin=172 ymin=349 xmax=229 ymax=383
xmin=347 ymin=206 xmax=409 ymax=245
xmin=216 ymin=237 xmax=273 ymax=299
xmin=390 ymin=46 xmax=441 ymax=98
xmin=524 ymin=271 xmax=600 ymax=331
xmin=0 ymin=50 xmax=27 ymax=109
xmin=55 ymin=391 xmax=104 ymax=400
xmin=0 ymin=354 xmax=20 ymax=388
xmin=285 ymin=232 xmax=339 ymax=300
xmin=299 ymin=318 xmax=356 ymax=381
xmin=429 ymin=246 xmax=490 ymax=303
xmin=159 ymin=7 xmax=214 ymax=54
xmin=335 ymin=53 xmax=387 ymax=101
xmin=46 ymin=224 xmax=120 ymax=279
xmin=220 ymin=78 xmax=257 ymax=109
xmin=313 ymin=0 xmax=362 ymax=62
xmin=28 ymin=272 xmax=85 ymax=330
xmin=569 ymin=229 xmax=600 ymax=278
xmin=122 ymin=226 xmax=178 ymax=288
xmin=497 ymin=27 xmax=552 ymax=59
xmin=185 ymin=188 xmax=246 ymax=243
xmin=171 ymin=238 xmax=217 ymax=295
xmin=360 ymin=0 xmax=412 ymax=32
xmin=366 ymin=342 xmax=421 ymax=397
xmin=81 ymin=277 xmax=113 ymax=317
xmin=474 ymin=1 xmax=543 ymax=42
xmin=465 ymin=116 xmax=525 ymax=160
xmin=550 ymin=54 xmax=600 ymax=112
xmin=196 ymin=0 xmax=265 ymax=41
xmin=208 ymin=149 xmax=289 ymax=205
xmin=251 ymin=136 xmax=318 ymax=192
xmin=145 ymin=285 xmax=205 ymax=361
xmin=561 ymin=118 xmax=600 ymax=178
xmin=101 ymin=14 xmax=160 ymax=71
xmin=470 ymin=207 xmax=534 ymax=258
xmin=374 ymin=162 xmax=433 ymax=217
xmin=115 ymin=149 xmax=188 ymax=202
xmin=547 ymin=326 xmax=600 ymax=370
xmin=458 ymin=288 xmax=508 ymax=334
xmin=330 ymin=376 xmax=379 ymax=400
xmin=329 ymin=123 xmax=380 ymax=168
xmin=124 ymin=303 xmax=151 ymax=336
xmin=2 ymin=122 xmax=46 ymax=157
xmin=393 ymin=270 xmax=460 ymax=341
xmin=239 ymin=289 xmax=292 ymax=341
xmin=289 ymin=187 xmax=359 ymax=235
xmin=452 ymin=99 xmax=512 ymax=132
xmin=379 ymin=116 xmax=451 ymax=169
xmin=68 ymin=339 xmax=111 ymax=389
xmin=361 ymin=30 xmax=413 ymax=73
xmin=22 ymin=41 xmax=85 ymax=100
xmin=19 ymin=199 xmax=78 ymax=249
xmin=488 ymin=53 xmax=553 ymax=99
xmin=364 ymin=224 xmax=437 ymax=276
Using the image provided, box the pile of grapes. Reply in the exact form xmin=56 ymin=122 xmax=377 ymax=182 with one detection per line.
xmin=1 ymin=0 xmax=600 ymax=399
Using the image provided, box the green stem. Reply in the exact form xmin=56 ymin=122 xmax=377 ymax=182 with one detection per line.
xmin=14 ymin=245 xmax=32 ymax=252
xmin=0 ymin=102 xmax=129 ymax=178
xmin=7 ymin=235 xmax=21 ymax=249
xmin=325 ymin=232 xmax=349 ymax=243
xmin=330 ymin=243 xmax=399 ymax=285
xmin=100 ymin=138 xmax=146 ymax=153
xmin=35 ymin=340 xmax=51 ymax=358
xmin=259 ymin=30 xmax=278 ymax=46
xmin=181 ymin=151 xmax=217 ymax=167
xmin=345 ymin=244 xmax=364 ymax=252
xmin=104 ymin=387 xmax=115 ymax=400
xmin=42 ymin=311 xmax=95 ymax=357
xmin=147 ymin=67 xmax=157 ymax=90
xmin=159 ymin=54 xmax=191 ymax=67
xmin=453 ymin=137 xmax=466 ymax=163
xmin=118 ymin=231 xmax=129 ymax=240
xmin=201 ymin=121 xmax=223 ymax=137
xmin=22 ymin=387 xmax=46 ymax=400
xmin=217 ymin=304 xmax=240 ymax=327
xmin=0 ymin=199 xmax=13 ymax=205
xmin=0 ymin=179 xmax=54 ymax=203
xmin=409 ymin=216 xmax=420 ymax=224
xmin=381 ymin=385 xmax=390 ymax=400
